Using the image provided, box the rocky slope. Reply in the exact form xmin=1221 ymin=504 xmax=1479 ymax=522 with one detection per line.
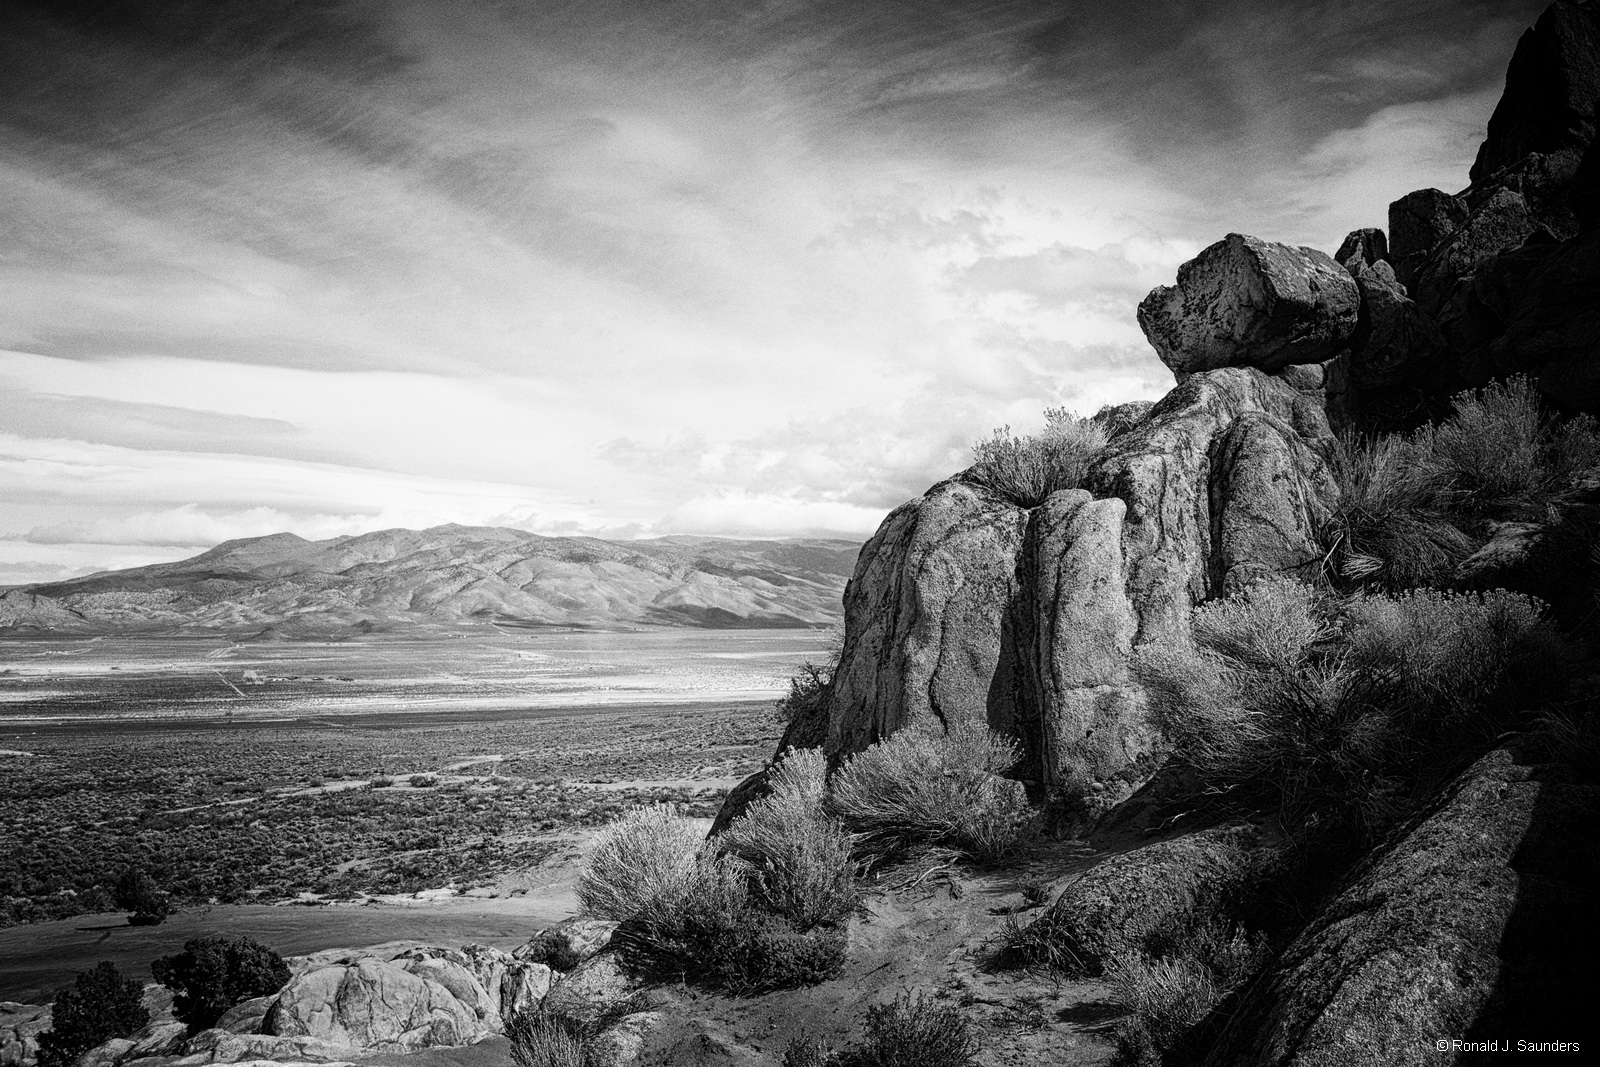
xmin=0 ymin=528 xmax=860 ymax=635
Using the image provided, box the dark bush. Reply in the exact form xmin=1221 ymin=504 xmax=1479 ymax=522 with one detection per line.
xmin=113 ymin=868 xmax=170 ymax=926
xmin=35 ymin=962 xmax=148 ymax=1067
xmin=152 ymin=935 xmax=290 ymax=1031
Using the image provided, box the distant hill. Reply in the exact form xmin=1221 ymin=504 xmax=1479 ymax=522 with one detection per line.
xmin=0 ymin=526 xmax=862 ymax=635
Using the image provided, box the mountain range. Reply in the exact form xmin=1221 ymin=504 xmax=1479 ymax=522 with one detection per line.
xmin=0 ymin=526 xmax=862 ymax=636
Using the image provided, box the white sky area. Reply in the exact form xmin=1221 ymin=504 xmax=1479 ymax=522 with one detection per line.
xmin=0 ymin=0 xmax=1549 ymax=582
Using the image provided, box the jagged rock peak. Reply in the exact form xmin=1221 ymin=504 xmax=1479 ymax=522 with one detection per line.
xmin=1471 ymin=0 xmax=1600 ymax=186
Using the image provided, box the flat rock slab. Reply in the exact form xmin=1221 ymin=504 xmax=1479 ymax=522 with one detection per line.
xmin=1138 ymin=234 xmax=1358 ymax=376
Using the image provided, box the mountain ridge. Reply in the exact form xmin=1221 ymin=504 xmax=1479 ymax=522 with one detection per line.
xmin=0 ymin=525 xmax=862 ymax=635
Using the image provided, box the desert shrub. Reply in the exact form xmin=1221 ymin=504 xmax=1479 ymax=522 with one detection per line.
xmin=152 ymin=935 xmax=290 ymax=1031
xmin=832 ymin=992 xmax=978 ymax=1067
xmin=828 ymin=721 xmax=1031 ymax=865
xmin=577 ymin=806 xmax=705 ymax=922
xmin=35 ymin=962 xmax=149 ymax=1067
xmin=506 ymin=1006 xmax=591 ymax=1067
xmin=409 ymin=774 xmax=437 ymax=788
xmin=517 ymin=936 xmax=584 ymax=973
xmin=1419 ymin=377 xmax=1600 ymax=518
xmin=1104 ymin=952 xmax=1220 ymax=1067
xmin=619 ymin=850 xmax=846 ymax=992
xmin=968 ymin=408 xmax=1108 ymax=508
xmin=783 ymin=1036 xmax=835 ymax=1067
xmin=1106 ymin=920 xmax=1268 ymax=1067
xmin=113 ymin=868 xmax=170 ymax=926
xmin=1345 ymin=588 xmax=1570 ymax=751
xmin=1192 ymin=576 xmax=1332 ymax=670
xmin=1321 ymin=433 xmax=1474 ymax=587
xmin=778 ymin=662 xmax=834 ymax=727
xmin=720 ymin=748 xmax=860 ymax=929
xmin=1141 ymin=580 xmax=1574 ymax=843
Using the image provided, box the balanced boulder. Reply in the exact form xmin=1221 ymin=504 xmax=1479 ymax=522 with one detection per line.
xmin=1137 ymin=234 xmax=1359 ymax=376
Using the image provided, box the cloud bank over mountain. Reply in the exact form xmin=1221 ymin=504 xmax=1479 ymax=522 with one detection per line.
xmin=0 ymin=0 xmax=1548 ymax=581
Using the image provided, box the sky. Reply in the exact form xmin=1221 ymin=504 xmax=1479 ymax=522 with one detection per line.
xmin=0 ymin=0 xmax=1552 ymax=583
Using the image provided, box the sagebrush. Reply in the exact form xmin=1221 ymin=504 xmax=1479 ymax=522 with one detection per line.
xmin=719 ymin=748 xmax=860 ymax=929
xmin=828 ymin=721 xmax=1031 ymax=865
xmin=968 ymin=408 xmax=1108 ymax=508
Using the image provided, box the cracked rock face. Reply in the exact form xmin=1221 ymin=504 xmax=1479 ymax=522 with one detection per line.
xmin=1136 ymin=234 xmax=1360 ymax=376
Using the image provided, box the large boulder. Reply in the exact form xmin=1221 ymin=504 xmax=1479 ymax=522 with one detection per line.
xmin=263 ymin=958 xmax=490 ymax=1051
xmin=213 ymin=996 xmax=275 ymax=1036
xmin=1497 ymin=222 xmax=1600 ymax=411
xmin=1137 ymin=234 xmax=1360 ymax=376
xmin=825 ymin=477 xmax=1029 ymax=756
xmin=1411 ymin=188 xmax=1540 ymax=318
xmin=1207 ymin=748 xmax=1600 ymax=1066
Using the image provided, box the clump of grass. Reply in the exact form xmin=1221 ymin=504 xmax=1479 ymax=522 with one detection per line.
xmin=719 ymin=748 xmax=860 ymax=929
xmin=828 ymin=721 xmax=1031 ymax=866
xmin=807 ymin=993 xmax=977 ymax=1067
xmin=1105 ymin=952 xmax=1218 ymax=1066
xmin=967 ymin=408 xmax=1108 ymax=508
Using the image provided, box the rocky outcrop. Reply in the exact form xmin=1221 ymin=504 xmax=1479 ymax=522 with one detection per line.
xmin=1137 ymin=234 xmax=1360 ymax=376
xmin=1207 ymin=748 xmax=1600 ymax=1066
xmin=813 ymin=366 xmax=1337 ymax=799
xmin=1471 ymin=0 xmax=1600 ymax=223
